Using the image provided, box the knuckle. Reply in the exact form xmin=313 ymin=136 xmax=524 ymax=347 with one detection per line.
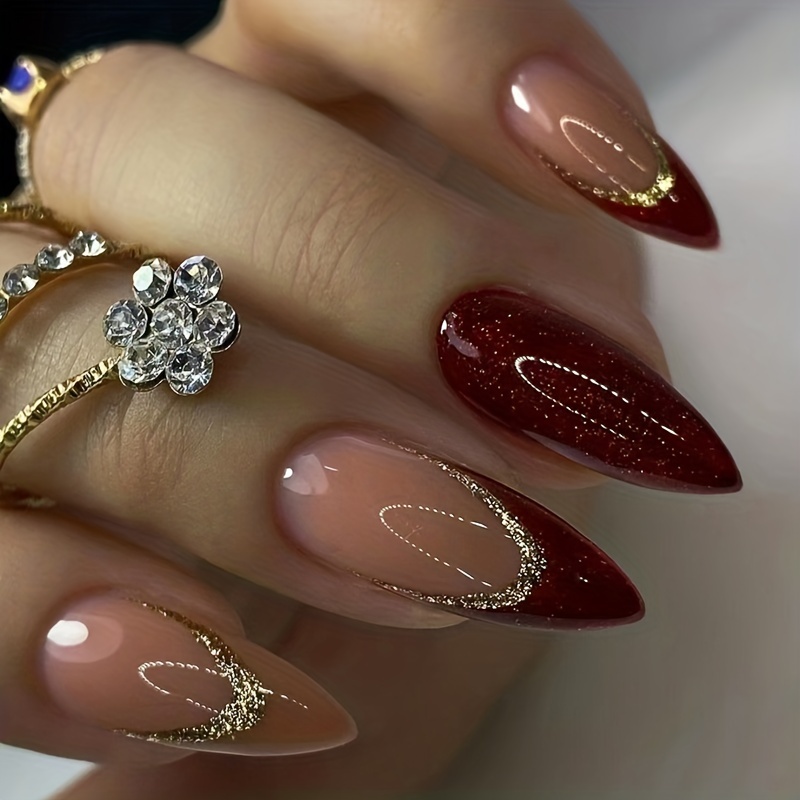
xmin=253 ymin=156 xmax=407 ymax=319
xmin=37 ymin=43 xmax=173 ymax=217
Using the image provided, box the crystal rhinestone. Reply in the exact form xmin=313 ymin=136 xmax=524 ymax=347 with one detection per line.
xmin=173 ymin=256 xmax=222 ymax=308
xmin=195 ymin=301 xmax=238 ymax=350
xmin=6 ymin=62 xmax=33 ymax=93
xmin=133 ymin=258 xmax=172 ymax=307
xmin=69 ymin=231 xmax=108 ymax=257
xmin=2 ymin=264 xmax=40 ymax=296
xmin=103 ymin=299 xmax=149 ymax=347
xmin=0 ymin=294 xmax=8 ymax=321
xmin=118 ymin=340 xmax=169 ymax=388
xmin=35 ymin=244 xmax=74 ymax=272
xmin=151 ymin=299 xmax=194 ymax=349
xmin=166 ymin=342 xmax=214 ymax=395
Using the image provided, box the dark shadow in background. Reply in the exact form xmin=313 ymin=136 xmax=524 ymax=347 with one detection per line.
xmin=0 ymin=1 xmax=220 ymax=195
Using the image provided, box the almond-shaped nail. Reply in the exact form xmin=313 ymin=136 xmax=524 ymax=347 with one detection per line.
xmin=438 ymin=289 xmax=741 ymax=493
xmin=278 ymin=433 xmax=643 ymax=629
xmin=504 ymin=58 xmax=719 ymax=248
xmin=42 ymin=596 xmax=356 ymax=756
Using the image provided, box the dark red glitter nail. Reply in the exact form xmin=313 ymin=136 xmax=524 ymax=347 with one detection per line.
xmin=588 ymin=141 xmax=720 ymax=249
xmin=437 ymin=289 xmax=741 ymax=493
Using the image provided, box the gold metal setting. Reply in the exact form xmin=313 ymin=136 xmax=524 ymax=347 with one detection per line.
xmin=0 ymin=56 xmax=61 ymax=129
xmin=1 ymin=50 xmax=104 ymax=201
xmin=118 ymin=603 xmax=269 ymax=745
xmin=0 ymin=357 xmax=120 ymax=472
xmin=0 ymin=196 xmax=147 ymax=247
xmin=0 ymin=197 xmax=57 ymax=227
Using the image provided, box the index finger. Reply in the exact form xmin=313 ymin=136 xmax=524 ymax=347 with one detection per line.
xmin=26 ymin=45 xmax=738 ymax=492
xmin=197 ymin=0 xmax=719 ymax=248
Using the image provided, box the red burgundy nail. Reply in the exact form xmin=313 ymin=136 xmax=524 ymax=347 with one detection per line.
xmin=505 ymin=59 xmax=719 ymax=249
xmin=437 ymin=289 xmax=741 ymax=493
xmin=458 ymin=465 xmax=644 ymax=629
xmin=588 ymin=140 xmax=719 ymax=249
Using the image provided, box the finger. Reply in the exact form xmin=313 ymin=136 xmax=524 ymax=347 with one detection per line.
xmin=188 ymin=3 xmax=362 ymax=104
xmin=193 ymin=0 xmax=719 ymax=248
xmin=0 ymin=509 xmax=355 ymax=763
xmin=0 ymin=228 xmax=643 ymax=632
xmin=29 ymin=45 xmax=739 ymax=493
xmin=54 ymin=612 xmax=545 ymax=800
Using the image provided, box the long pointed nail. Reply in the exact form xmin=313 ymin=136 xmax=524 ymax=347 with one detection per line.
xmin=504 ymin=59 xmax=719 ymax=248
xmin=42 ymin=596 xmax=356 ymax=756
xmin=437 ymin=289 xmax=741 ymax=493
xmin=278 ymin=433 xmax=643 ymax=629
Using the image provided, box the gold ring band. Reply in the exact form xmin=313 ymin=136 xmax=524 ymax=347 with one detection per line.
xmin=1 ymin=50 xmax=104 ymax=206
xmin=0 ymin=229 xmax=147 ymax=324
xmin=0 ymin=357 xmax=120 ymax=472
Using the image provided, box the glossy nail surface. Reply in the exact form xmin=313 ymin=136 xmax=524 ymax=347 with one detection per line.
xmin=42 ymin=596 xmax=356 ymax=756
xmin=438 ymin=289 xmax=741 ymax=493
xmin=504 ymin=59 xmax=719 ymax=248
xmin=278 ymin=433 xmax=643 ymax=629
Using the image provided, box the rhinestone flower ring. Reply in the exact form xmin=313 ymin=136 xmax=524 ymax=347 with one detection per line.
xmin=0 ymin=232 xmax=240 ymax=476
xmin=0 ymin=50 xmax=242 ymax=491
xmin=105 ymin=256 xmax=239 ymax=395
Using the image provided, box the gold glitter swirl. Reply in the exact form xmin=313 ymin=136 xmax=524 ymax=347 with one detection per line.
xmin=368 ymin=449 xmax=547 ymax=612
xmin=545 ymin=124 xmax=676 ymax=208
xmin=118 ymin=604 xmax=269 ymax=745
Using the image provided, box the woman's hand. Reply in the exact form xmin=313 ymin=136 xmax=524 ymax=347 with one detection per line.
xmin=0 ymin=0 xmax=737 ymax=792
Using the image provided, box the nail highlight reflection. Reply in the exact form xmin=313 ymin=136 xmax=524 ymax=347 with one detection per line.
xmin=42 ymin=596 xmax=356 ymax=755
xmin=372 ymin=450 xmax=547 ymax=613
xmin=437 ymin=289 xmax=741 ymax=493
xmin=278 ymin=434 xmax=643 ymax=628
xmin=504 ymin=58 xmax=719 ymax=247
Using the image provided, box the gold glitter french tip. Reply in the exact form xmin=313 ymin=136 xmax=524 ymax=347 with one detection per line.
xmin=504 ymin=58 xmax=719 ymax=248
xmin=41 ymin=596 xmax=356 ymax=756
xmin=277 ymin=433 xmax=644 ymax=629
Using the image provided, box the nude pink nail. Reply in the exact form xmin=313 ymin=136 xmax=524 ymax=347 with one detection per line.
xmin=503 ymin=58 xmax=719 ymax=248
xmin=278 ymin=434 xmax=643 ymax=629
xmin=41 ymin=596 xmax=356 ymax=755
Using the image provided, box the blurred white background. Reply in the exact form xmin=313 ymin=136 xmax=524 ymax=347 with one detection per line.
xmin=2 ymin=0 xmax=797 ymax=797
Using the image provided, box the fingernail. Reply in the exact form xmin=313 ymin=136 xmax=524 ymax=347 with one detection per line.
xmin=277 ymin=433 xmax=643 ymax=629
xmin=504 ymin=58 xmax=719 ymax=248
xmin=438 ymin=289 xmax=741 ymax=493
xmin=41 ymin=596 xmax=356 ymax=756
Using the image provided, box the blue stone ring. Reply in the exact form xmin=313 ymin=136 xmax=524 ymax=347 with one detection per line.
xmin=0 ymin=52 xmax=241 ymax=502
xmin=0 ymin=51 xmax=104 ymax=210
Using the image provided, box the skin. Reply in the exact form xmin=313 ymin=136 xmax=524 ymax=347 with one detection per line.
xmin=0 ymin=0 xmax=687 ymax=794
